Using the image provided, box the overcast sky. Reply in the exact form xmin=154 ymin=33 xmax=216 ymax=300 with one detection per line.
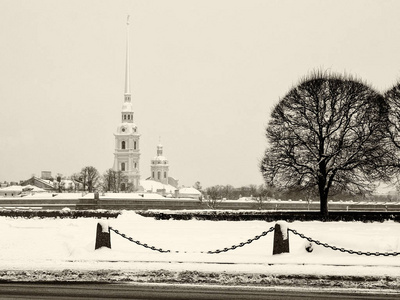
xmin=1 ymin=0 xmax=400 ymax=188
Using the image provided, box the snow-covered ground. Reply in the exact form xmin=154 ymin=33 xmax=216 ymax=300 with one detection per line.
xmin=0 ymin=211 xmax=399 ymax=280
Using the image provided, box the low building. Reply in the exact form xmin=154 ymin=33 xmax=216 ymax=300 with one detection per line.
xmin=0 ymin=184 xmax=47 ymax=197
xmin=140 ymin=179 xmax=177 ymax=197
xmin=0 ymin=182 xmax=8 ymax=188
xmin=178 ymin=187 xmax=202 ymax=200
xmin=0 ymin=185 xmax=23 ymax=197
xmin=21 ymin=176 xmax=54 ymax=191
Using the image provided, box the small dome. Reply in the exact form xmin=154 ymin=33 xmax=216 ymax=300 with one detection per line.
xmin=152 ymin=155 xmax=168 ymax=165
xmin=153 ymin=155 xmax=167 ymax=161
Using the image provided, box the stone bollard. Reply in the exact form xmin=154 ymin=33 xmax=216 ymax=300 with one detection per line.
xmin=95 ymin=222 xmax=111 ymax=250
xmin=273 ymin=221 xmax=289 ymax=255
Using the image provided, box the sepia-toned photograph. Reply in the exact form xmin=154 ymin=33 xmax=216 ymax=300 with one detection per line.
xmin=0 ymin=0 xmax=400 ymax=298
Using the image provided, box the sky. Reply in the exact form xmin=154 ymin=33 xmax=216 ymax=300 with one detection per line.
xmin=1 ymin=0 xmax=400 ymax=188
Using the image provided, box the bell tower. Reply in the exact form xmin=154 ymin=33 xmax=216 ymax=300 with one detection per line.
xmin=113 ymin=15 xmax=140 ymax=191
xmin=150 ymin=143 xmax=169 ymax=185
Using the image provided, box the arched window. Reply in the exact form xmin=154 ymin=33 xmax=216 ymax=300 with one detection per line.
xmin=127 ymin=115 xmax=130 ymax=120
xmin=134 ymin=141 xmax=137 ymax=150
xmin=121 ymin=183 xmax=126 ymax=191
xmin=152 ymin=171 xmax=154 ymax=178
xmin=164 ymin=172 xmax=167 ymax=179
xmin=121 ymin=141 xmax=126 ymax=149
xmin=121 ymin=162 xmax=125 ymax=171
xmin=157 ymin=171 xmax=161 ymax=180
xmin=134 ymin=163 xmax=137 ymax=168
xmin=124 ymin=115 xmax=126 ymax=120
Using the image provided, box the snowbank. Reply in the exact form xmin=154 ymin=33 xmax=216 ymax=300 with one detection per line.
xmin=0 ymin=211 xmax=399 ymax=279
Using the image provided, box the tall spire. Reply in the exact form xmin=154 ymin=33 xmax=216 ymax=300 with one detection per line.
xmin=124 ymin=15 xmax=131 ymax=101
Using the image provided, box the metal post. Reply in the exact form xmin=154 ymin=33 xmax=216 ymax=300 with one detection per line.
xmin=95 ymin=222 xmax=111 ymax=250
xmin=273 ymin=222 xmax=289 ymax=255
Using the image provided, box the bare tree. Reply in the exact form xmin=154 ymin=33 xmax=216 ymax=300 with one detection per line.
xmin=222 ymin=184 xmax=235 ymax=200
xmin=384 ymin=84 xmax=400 ymax=163
xmin=70 ymin=172 xmax=82 ymax=192
xmin=80 ymin=166 xmax=100 ymax=193
xmin=204 ymin=185 xmax=222 ymax=209
xmin=101 ymin=168 xmax=129 ymax=193
xmin=248 ymin=184 xmax=258 ymax=198
xmin=102 ymin=168 xmax=115 ymax=192
xmin=260 ymin=72 xmax=395 ymax=218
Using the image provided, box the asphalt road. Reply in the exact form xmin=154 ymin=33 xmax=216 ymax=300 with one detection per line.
xmin=0 ymin=283 xmax=399 ymax=300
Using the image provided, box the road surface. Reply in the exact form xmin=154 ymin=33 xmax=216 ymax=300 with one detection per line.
xmin=0 ymin=283 xmax=398 ymax=299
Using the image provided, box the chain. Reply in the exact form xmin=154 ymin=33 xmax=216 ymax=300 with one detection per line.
xmin=289 ymin=228 xmax=400 ymax=257
xmin=110 ymin=226 xmax=400 ymax=257
xmin=109 ymin=227 xmax=171 ymax=253
xmin=109 ymin=226 xmax=275 ymax=254
xmin=206 ymin=226 xmax=275 ymax=254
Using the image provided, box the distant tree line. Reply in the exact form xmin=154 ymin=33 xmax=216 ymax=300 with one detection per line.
xmin=50 ymin=166 xmax=134 ymax=193
xmin=203 ymin=184 xmax=268 ymax=200
xmin=201 ymin=183 xmax=373 ymax=202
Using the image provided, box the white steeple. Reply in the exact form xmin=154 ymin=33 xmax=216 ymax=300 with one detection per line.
xmin=113 ymin=15 xmax=141 ymax=192
xmin=121 ymin=15 xmax=134 ymax=122
xmin=124 ymin=15 xmax=131 ymax=102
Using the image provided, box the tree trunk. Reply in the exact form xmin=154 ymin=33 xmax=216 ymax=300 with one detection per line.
xmin=318 ymin=154 xmax=329 ymax=220
xmin=318 ymin=179 xmax=329 ymax=220
xmin=320 ymin=194 xmax=328 ymax=220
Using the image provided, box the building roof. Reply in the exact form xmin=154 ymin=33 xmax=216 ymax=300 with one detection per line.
xmin=21 ymin=176 xmax=54 ymax=189
xmin=179 ymin=187 xmax=201 ymax=195
xmin=140 ymin=179 xmax=177 ymax=194
xmin=0 ymin=184 xmax=47 ymax=194
xmin=0 ymin=185 xmax=24 ymax=192
xmin=22 ymin=185 xmax=46 ymax=192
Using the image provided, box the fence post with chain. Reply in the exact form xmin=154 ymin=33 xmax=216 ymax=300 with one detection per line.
xmin=273 ymin=221 xmax=289 ymax=255
xmin=95 ymin=222 xmax=111 ymax=250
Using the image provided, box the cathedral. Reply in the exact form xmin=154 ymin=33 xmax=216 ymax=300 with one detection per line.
xmin=112 ymin=17 xmax=178 ymax=193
